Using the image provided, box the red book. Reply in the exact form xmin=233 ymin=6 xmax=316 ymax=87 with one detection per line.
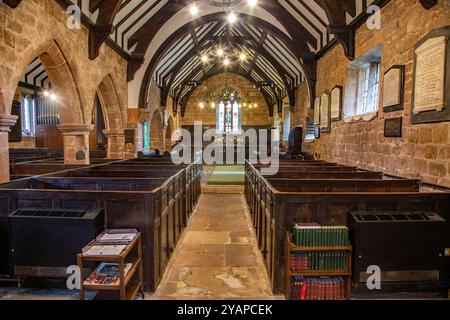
xmin=300 ymin=279 xmax=307 ymax=300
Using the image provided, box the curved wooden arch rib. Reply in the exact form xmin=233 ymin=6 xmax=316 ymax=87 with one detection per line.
xmin=419 ymin=0 xmax=438 ymax=9
xmin=89 ymin=0 xmax=123 ymax=60
xmin=136 ymin=12 xmax=310 ymax=110
xmin=160 ymin=31 xmax=292 ymax=110
xmin=315 ymin=0 xmax=356 ymax=60
xmin=3 ymin=0 xmax=22 ymax=8
xmin=129 ymin=12 xmax=300 ymax=81
xmin=178 ymin=67 xmax=276 ymax=118
xmin=165 ymin=39 xmax=294 ymax=112
xmin=172 ymin=61 xmax=279 ymax=114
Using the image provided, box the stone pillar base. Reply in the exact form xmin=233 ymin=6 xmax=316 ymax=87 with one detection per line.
xmin=57 ymin=124 xmax=94 ymax=165
xmin=0 ymin=114 xmax=18 ymax=184
xmin=104 ymin=129 xmax=125 ymax=160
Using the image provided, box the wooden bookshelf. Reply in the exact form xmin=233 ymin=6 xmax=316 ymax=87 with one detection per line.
xmin=285 ymin=232 xmax=352 ymax=300
xmin=77 ymin=231 xmax=144 ymax=300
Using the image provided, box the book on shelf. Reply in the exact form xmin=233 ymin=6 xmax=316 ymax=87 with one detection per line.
xmin=293 ymin=223 xmax=350 ymax=247
xmin=84 ymin=262 xmax=132 ymax=286
xmin=289 ymin=276 xmax=346 ymax=300
xmin=291 ymin=251 xmax=348 ymax=272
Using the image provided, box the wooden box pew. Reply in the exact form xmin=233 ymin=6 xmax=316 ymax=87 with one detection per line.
xmin=269 ymin=192 xmax=450 ymax=294
xmin=10 ymin=163 xmax=88 ymax=175
xmin=244 ymin=162 xmax=450 ymax=294
xmin=10 ymin=159 xmax=116 ymax=176
xmin=45 ymin=164 xmax=202 ymax=224
xmin=255 ymin=165 xmax=359 ymax=172
xmin=266 ymin=178 xmax=421 ymax=193
xmin=248 ymin=176 xmax=421 ymax=249
xmin=62 ymin=170 xmax=184 ymax=179
xmin=86 ymin=163 xmax=202 ymax=215
xmin=260 ymin=171 xmax=384 ymax=180
xmin=89 ymin=164 xmax=188 ymax=172
xmin=255 ymin=162 xmax=340 ymax=168
xmin=0 ymin=170 xmax=189 ymax=291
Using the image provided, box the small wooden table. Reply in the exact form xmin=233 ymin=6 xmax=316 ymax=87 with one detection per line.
xmin=77 ymin=232 xmax=144 ymax=300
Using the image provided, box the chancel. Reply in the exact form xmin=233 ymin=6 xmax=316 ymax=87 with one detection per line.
xmin=0 ymin=0 xmax=449 ymax=303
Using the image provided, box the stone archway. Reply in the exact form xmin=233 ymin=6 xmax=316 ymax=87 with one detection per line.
xmin=150 ymin=109 xmax=164 ymax=152
xmin=1 ymin=39 xmax=84 ymax=124
xmin=96 ymin=74 xmax=126 ymax=159
xmin=165 ymin=115 xmax=175 ymax=151
xmin=0 ymin=39 xmax=89 ymax=182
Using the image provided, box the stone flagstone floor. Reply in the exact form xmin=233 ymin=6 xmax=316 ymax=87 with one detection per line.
xmin=154 ymin=194 xmax=274 ymax=299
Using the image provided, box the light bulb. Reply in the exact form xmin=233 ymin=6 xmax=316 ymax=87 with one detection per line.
xmin=43 ymin=91 xmax=49 ymax=97
xmin=223 ymin=57 xmax=230 ymax=66
xmin=227 ymin=12 xmax=237 ymax=24
xmin=189 ymin=4 xmax=198 ymax=15
xmin=248 ymin=0 xmax=257 ymax=6
xmin=211 ymin=103 xmax=215 ymax=109
xmin=239 ymin=53 xmax=246 ymax=61
xmin=50 ymin=93 xmax=57 ymax=101
xmin=201 ymin=54 xmax=208 ymax=63
xmin=217 ymin=48 xmax=224 ymax=57
xmin=199 ymin=102 xmax=204 ymax=109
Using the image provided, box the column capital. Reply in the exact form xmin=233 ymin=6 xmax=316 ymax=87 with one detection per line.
xmin=0 ymin=113 xmax=18 ymax=132
xmin=103 ymin=129 xmax=125 ymax=137
xmin=57 ymin=124 xmax=94 ymax=136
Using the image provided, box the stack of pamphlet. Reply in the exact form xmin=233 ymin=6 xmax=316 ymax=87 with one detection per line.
xmin=85 ymin=262 xmax=132 ymax=286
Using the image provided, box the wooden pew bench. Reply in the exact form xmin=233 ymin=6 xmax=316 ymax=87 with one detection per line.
xmin=244 ymin=162 xmax=450 ymax=294
xmin=0 ymin=162 xmax=202 ymax=291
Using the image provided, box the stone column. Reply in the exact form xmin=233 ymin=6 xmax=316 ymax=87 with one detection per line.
xmin=57 ymin=124 xmax=94 ymax=165
xmin=0 ymin=114 xmax=18 ymax=184
xmin=104 ymin=129 xmax=125 ymax=159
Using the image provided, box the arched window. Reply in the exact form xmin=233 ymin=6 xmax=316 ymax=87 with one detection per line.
xmin=216 ymin=88 xmax=241 ymax=134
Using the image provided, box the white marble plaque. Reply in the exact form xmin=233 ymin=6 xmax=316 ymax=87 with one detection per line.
xmin=320 ymin=93 xmax=330 ymax=130
xmin=383 ymin=67 xmax=402 ymax=108
xmin=331 ymin=87 xmax=342 ymax=120
xmin=413 ymin=36 xmax=447 ymax=114
xmin=314 ymin=97 xmax=321 ymax=125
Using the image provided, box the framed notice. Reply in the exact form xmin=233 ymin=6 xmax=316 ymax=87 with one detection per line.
xmin=384 ymin=117 xmax=402 ymax=137
xmin=383 ymin=65 xmax=405 ymax=112
xmin=320 ymin=93 xmax=331 ymax=133
xmin=313 ymin=97 xmax=321 ymax=125
xmin=411 ymin=26 xmax=450 ymax=124
xmin=8 ymin=100 xmax=22 ymax=143
xmin=330 ymin=86 xmax=343 ymax=121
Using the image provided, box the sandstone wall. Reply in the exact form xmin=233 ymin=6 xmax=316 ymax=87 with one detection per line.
xmin=0 ymin=0 xmax=128 ymax=127
xmin=311 ymin=0 xmax=450 ymax=187
xmin=181 ymin=73 xmax=273 ymax=127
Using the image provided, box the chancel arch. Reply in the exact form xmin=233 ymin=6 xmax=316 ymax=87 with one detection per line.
xmin=150 ymin=108 xmax=164 ymax=152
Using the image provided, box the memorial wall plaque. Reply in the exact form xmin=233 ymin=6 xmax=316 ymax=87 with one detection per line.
xmin=320 ymin=93 xmax=331 ymax=133
xmin=384 ymin=117 xmax=402 ymax=138
xmin=383 ymin=65 xmax=405 ymax=112
xmin=413 ymin=36 xmax=446 ymax=114
xmin=331 ymin=86 xmax=342 ymax=120
xmin=314 ymin=97 xmax=321 ymax=125
xmin=411 ymin=27 xmax=450 ymax=124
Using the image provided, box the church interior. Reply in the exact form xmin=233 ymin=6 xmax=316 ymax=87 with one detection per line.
xmin=0 ymin=0 xmax=450 ymax=301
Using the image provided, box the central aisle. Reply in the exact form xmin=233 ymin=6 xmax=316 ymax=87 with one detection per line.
xmin=154 ymin=194 xmax=273 ymax=299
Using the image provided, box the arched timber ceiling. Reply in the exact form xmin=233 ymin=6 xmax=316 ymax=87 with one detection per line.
xmin=57 ymin=0 xmax=383 ymax=111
